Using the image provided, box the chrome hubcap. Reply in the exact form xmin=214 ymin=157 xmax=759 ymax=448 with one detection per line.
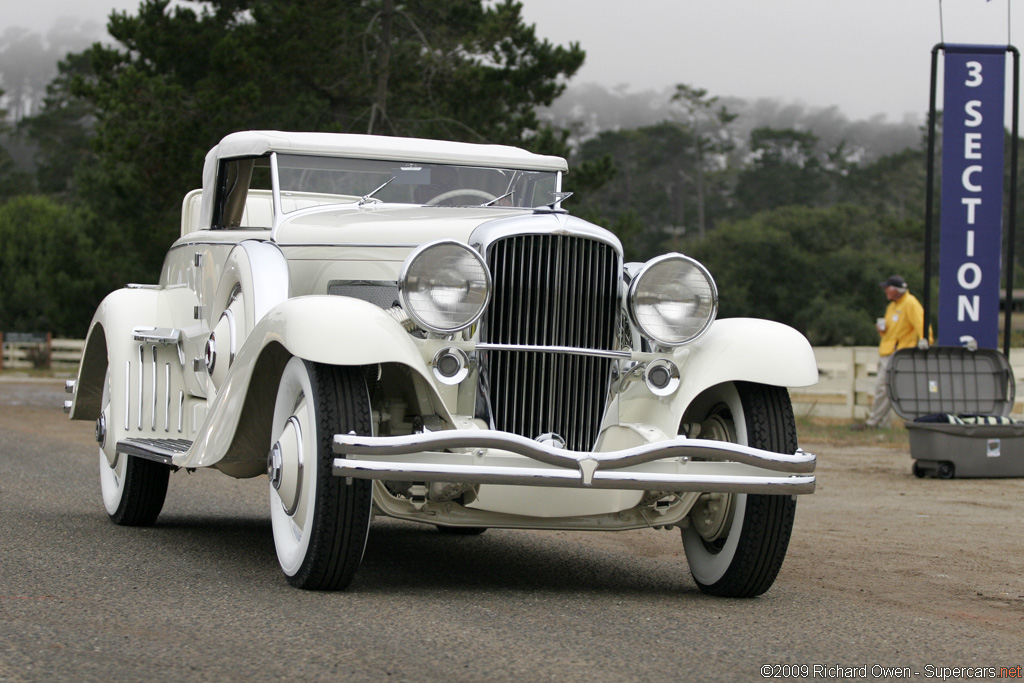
xmin=95 ymin=413 xmax=107 ymax=447
xmin=269 ymin=415 xmax=304 ymax=515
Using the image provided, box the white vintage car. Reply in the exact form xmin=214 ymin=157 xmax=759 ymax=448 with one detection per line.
xmin=65 ymin=131 xmax=817 ymax=596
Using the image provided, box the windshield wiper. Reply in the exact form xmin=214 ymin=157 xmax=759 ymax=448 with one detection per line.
xmin=359 ymin=177 xmax=395 ymax=205
xmin=481 ymin=190 xmax=514 ymax=207
xmin=535 ymin=191 xmax=573 ymax=211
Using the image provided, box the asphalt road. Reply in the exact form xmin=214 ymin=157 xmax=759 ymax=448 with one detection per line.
xmin=1 ymin=380 xmax=1021 ymax=682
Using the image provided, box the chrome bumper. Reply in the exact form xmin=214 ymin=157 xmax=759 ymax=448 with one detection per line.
xmin=332 ymin=430 xmax=816 ymax=495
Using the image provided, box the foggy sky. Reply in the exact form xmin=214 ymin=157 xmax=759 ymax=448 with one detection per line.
xmin=5 ymin=0 xmax=1022 ymax=124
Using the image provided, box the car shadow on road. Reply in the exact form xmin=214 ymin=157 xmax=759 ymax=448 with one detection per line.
xmin=141 ymin=514 xmax=699 ymax=596
xmin=356 ymin=519 xmax=698 ymax=596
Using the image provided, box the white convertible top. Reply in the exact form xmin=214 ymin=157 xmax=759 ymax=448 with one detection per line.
xmin=212 ymin=130 xmax=567 ymax=170
xmin=198 ymin=130 xmax=567 ymax=229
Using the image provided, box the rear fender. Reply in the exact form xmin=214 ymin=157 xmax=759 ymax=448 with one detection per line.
xmin=69 ymin=287 xmax=168 ymax=422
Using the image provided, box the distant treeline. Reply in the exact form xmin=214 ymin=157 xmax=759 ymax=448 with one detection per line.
xmin=0 ymin=3 xmax=1019 ymax=347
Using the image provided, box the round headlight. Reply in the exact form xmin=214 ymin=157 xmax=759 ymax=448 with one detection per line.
xmin=399 ymin=240 xmax=491 ymax=333
xmin=628 ymin=254 xmax=718 ymax=346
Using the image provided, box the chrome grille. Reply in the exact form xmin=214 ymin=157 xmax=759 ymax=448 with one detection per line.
xmin=482 ymin=234 xmax=620 ymax=451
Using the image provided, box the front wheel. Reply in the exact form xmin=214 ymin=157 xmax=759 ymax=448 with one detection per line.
xmin=98 ymin=367 xmax=169 ymax=526
xmin=681 ymin=382 xmax=798 ymax=598
xmin=269 ymin=358 xmax=373 ymax=590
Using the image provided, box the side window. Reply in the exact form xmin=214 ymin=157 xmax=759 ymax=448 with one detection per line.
xmin=213 ymin=158 xmax=253 ymax=229
xmin=212 ymin=157 xmax=273 ymax=229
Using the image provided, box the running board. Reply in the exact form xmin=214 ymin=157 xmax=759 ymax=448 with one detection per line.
xmin=116 ymin=438 xmax=193 ymax=466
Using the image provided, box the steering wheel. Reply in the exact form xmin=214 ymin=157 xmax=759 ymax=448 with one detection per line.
xmin=425 ymin=189 xmax=497 ymax=206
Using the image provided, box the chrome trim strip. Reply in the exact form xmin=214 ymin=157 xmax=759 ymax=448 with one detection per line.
xmin=270 ymin=152 xmax=282 ymax=240
xmin=223 ymin=307 xmax=237 ymax=364
xmin=151 ymin=346 xmax=158 ymax=431
xmin=470 ymin=213 xmax=624 ymax=255
xmin=132 ymin=326 xmax=182 ymax=345
xmin=333 ymin=429 xmax=815 ymax=475
xmin=124 ymin=361 xmax=130 ymax=430
xmin=164 ymin=363 xmax=170 ymax=432
xmin=178 ymin=391 xmax=184 ymax=433
xmin=137 ymin=346 xmax=143 ymax=430
xmin=475 ymin=343 xmax=631 ymax=360
xmin=174 ymin=242 xmax=424 ymax=250
xmin=281 ymin=243 xmax=423 ymax=249
xmin=116 ymin=437 xmax=192 ymax=466
xmin=168 ymin=239 xmax=270 ymax=252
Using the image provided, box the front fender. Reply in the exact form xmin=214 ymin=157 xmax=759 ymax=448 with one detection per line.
xmin=261 ymin=295 xmax=427 ymax=368
xmin=678 ymin=317 xmax=818 ymax=393
xmin=617 ymin=318 xmax=817 ymax=437
xmin=180 ymin=296 xmax=449 ymax=471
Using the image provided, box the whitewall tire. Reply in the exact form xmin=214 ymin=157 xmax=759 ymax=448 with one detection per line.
xmin=269 ymin=357 xmax=373 ymax=590
xmin=98 ymin=366 xmax=170 ymax=526
xmin=681 ymin=381 xmax=798 ymax=598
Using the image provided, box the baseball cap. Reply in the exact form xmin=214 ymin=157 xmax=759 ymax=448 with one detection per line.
xmin=880 ymin=275 xmax=908 ymax=289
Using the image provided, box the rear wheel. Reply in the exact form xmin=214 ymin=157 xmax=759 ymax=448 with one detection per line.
xmin=98 ymin=367 xmax=170 ymax=526
xmin=269 ymin=358 xmax=373 ymax=590
xmin=681 ymin=382 xmax=798 ymax=598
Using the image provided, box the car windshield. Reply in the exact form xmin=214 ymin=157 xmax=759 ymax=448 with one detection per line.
xmin=275 ymin=153 xmax=559 ymax=211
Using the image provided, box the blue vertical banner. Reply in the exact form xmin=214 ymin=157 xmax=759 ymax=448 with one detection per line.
xmin=939 ymin=45 xmax=1006 ymax=348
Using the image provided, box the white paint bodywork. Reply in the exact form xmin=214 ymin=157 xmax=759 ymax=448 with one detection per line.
xmin=70 ymin=130 xmax=817 ymax=529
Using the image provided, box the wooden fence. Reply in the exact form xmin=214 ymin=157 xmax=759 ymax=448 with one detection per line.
xmin=5 ymin=337 xmax=1024 ymax=419
xmin=0 ymin=334 xmax=84 ymax=372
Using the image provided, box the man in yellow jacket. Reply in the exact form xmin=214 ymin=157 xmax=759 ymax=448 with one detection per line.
xmin=860 ymin=275 xmax=930 ymax=429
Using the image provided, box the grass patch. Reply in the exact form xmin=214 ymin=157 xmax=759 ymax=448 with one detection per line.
xmin=795 ymin=415 xmax=910 ymax=449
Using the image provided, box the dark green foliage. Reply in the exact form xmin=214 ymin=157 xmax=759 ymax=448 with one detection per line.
xmin=842 ymin=147 xmax=927 ymax=221
xmin=0 ymin=196 xmax=104 ymax=336
xmin=0 ymin=90 xmax=37 ymax=199
xmin=734 ymin=127 xmax=832 ymax=214
xmin=32 ymin=0 xmax=585 ymax=280
xmin=688 ymin=205 xmax=924 ymax=345
xmin=569 ymin=122 xmax=706 ymax=261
